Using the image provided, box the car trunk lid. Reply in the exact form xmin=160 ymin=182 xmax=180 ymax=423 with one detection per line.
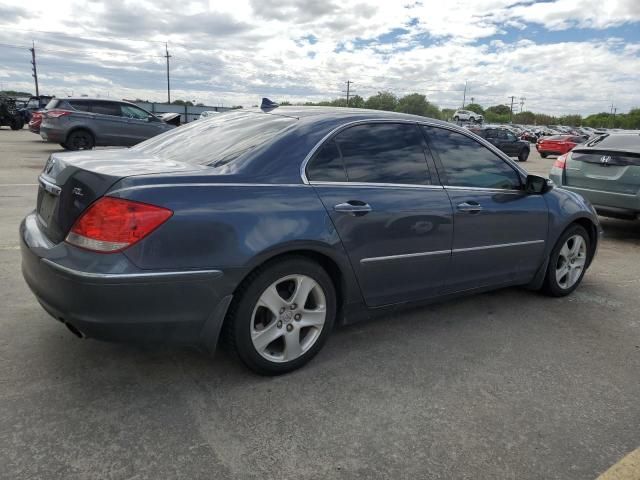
xmin=564 ymin=149 xmax=640 ymax=195
xmin=36 ymin=149 xmax=203 ymax=243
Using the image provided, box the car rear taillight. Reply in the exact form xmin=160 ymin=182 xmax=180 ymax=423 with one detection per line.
xmin=554 ymin=152 xmax=570 ymax=169
xmin=46 ymin=110 xmax=72 ymax=118
xmin=65 ymin=197 xmax=173 ymax=253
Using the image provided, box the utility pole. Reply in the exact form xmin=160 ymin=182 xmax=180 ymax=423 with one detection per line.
xmin=461 ymin=81 xmax=467 ymax=108
xmin=344 ymin=80 xmax=354 ymax=107
xmin=509 ymin=95 xmax=516 ymax=122
xmin=470 ymin=96 xmax=474 ymax=105
xmin=164 ymin=42 xmax=171 ymax=104
xmin=519 ymin=97 xmax=526 ymax=113
xmin=30 ymin=41 xmax=39 ymax=97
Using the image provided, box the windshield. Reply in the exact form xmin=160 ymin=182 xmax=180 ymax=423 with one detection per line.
xmin=132 ymin=111 xmax=297 ymax=166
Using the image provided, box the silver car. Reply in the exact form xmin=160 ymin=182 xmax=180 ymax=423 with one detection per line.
xmin=40 ymin=98 xmax=174 ymax=150
xmin=453 ymin=109 xmax=483 ymax=123
xmin=549 ymin=132 xmax=640 ymax=220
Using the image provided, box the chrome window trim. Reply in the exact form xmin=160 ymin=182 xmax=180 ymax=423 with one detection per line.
xmin=361 ymin=249 xmax=451 ymax=264
xmin=42 ymin=258 xmax=223 ymax=280
xmin=444 ymin=185 xmax=523 ymax=194
xmin=360 ymin=240 xmax=545 ymax=264
xmin=453 ymin=240 xmax=545 ymax=253
xmin=310 ymin=181 xmax=444 ymax=190
xmin=299 ymin=118 xmax=528 ymax=185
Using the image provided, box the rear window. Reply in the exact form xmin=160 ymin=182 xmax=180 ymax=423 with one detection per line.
xmin=544 ymin=135 xmax=567 ymax=141
xmin=585 ymin=134 xmax=640 ymax=152
xmin=132 ymin=111 xmax=297 ymax=166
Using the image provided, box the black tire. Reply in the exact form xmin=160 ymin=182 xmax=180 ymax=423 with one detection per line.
xmin=224 ymin=256 xmax=337 ymax=375
xmin=10 ymin=117 xmax=23 ymax=130
xmin=518 ymin=148 xmax=529 ymax=162
xmin=540 ymin=152 xmax=548 ymax=158
xmin=59 ymin=143 xmax=68 ymax=149
xmin=542 ymin=224 xmax=590 ymax=297
xmin=453 ymin=116 xmax=459 ymax=122
xmin=65 ymin=129 xmax=95 ymax=150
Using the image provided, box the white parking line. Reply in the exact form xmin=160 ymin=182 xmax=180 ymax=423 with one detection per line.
xmin=0 ymin=184 xmax=38 ymax=187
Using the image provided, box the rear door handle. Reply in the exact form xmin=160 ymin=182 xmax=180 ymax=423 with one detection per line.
xmin=334 ymin=201 xmax=372 ymax=216
xmin=456 ymin=201 xmax=483 ymax=213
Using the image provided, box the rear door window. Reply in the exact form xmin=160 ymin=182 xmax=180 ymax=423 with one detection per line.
xmin=424 ymin=126 xmax=522 ymax=190
xmin=306 ymin=141 xmax=347 ymax=182
xmin=91 ymin=101 xmax=121 ymax=117
xmin=333 ymin=123 xmax=431 ymax=185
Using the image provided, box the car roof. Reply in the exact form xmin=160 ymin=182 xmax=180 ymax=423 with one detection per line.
xmin=240 ymin=106 xmax=452 ymax=125
xmin=59 ymin=97 xmax=134 ymax=105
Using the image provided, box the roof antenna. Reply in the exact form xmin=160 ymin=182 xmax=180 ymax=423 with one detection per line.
xmin=261 ymin=97 xmax=279 ymax=110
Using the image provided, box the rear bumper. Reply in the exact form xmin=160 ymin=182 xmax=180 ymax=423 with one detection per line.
xmin=557 ymin=185 xmax=640 ymax=218
xmin=39 ymin=126 xmax=65 ymax=143
xmin=20 ymin=212 xmax=233 ymax=349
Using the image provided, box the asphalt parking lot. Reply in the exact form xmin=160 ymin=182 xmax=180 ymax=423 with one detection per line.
xmin=1 ymin=128 xmax=639 ymax=480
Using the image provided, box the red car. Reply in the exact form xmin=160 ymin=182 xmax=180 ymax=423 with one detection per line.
xmin=536 ymin=135 xmax=584 ymax=158
xmin=28 ymin=111 xmax=43 ymax=134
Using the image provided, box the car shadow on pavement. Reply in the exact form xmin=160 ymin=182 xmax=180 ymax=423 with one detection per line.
xmin=599 ymin=217 xmax=640 ymax=244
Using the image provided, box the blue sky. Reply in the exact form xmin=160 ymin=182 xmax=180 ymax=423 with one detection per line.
xmin=0 ymin=0 xmax=638 ymax=115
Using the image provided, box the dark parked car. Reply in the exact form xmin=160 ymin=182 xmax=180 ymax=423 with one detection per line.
xmin=40 ymin=98 xmax=174 ymax=150
xmin=549 ymin=133 xmax=640 ymax=220
xmin=475 ymin=127 xmax=530 ymax=161
xmin=21 ymin=108 xmax=601 ymax=374
xmin=0 ymin=95 xmax=24 ymax=130
xmin=19 ymin=95 xmax=53 ymax=122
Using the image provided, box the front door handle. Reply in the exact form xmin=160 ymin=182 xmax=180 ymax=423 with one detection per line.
xmin=457 ymin=201 xmax=483 ymax=213
xmin=334 ymin=201 xmax=372 ymax=216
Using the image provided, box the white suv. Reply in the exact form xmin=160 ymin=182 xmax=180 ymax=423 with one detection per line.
xmin=453 ymin=109 xmax=483 ymax=123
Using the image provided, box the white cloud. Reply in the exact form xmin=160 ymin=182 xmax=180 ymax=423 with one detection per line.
xmin=0 ymin=0 xmax=638 ymax=114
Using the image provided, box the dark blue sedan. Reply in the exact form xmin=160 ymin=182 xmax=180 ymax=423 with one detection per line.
xmin=21 ymin=107 xmax=601 ymax=374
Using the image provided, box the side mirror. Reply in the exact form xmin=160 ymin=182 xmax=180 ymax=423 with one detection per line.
xmin=525 ymin=174 xmax=553 ymax=194
xmin=147 ymin=115 xmax=157 ymax=122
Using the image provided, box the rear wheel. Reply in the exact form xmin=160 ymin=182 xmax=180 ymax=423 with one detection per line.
xmin=518 ymin=148 xmax=529 ymax=162
xmin=540 ymin=152 xmax=548 ymax=158
xmin=542 ymin=225 xmax=590 ymax=297
xmin=225 ymin=256 xmax=337 ymax=375
xmin=453 ymin=116 xmax=459 ymax=122
xmin=65 ymin=130 xmax=95 ymax=150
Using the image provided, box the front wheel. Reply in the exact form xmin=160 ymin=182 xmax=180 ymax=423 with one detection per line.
xmin=224 ymin=256 xmax=337 ymax=375
xmin=518 ymin=149 xmax=529 ymax=162
xmin=453 ymin=116 xmax=459 ymax=122
xmin=542 ymin=225 xmax=590 ymax=297
xmin=540 ymin=152 xmax=548 ymax=158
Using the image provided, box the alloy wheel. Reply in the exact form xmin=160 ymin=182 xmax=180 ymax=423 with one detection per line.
xmin=555 ymin=234 xmax=587 ymax=289
xmin=250 ymin=274 xmax=327 ymax=363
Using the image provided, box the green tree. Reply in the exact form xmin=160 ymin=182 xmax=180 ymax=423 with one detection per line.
xmin=464 ymin=103 xmax=484 ymax=115
xmin=171 ymin=99 xmax=194 ymax=106
xmin=513 ymin=111 xmax=535 ymax=124
xmin=486 ymin=104 xmax=511 ymax=116
xmin=440 ymin=108 xmax=456 ymax=121
xmin=395 ymin=93 xmax=440 ymax=118
xmin=347 ymin=95 xmax=365 ymax=108
xmin=559 ymin=114 xmax=582 ymax=127
xmin=364 ymin=91 xmax=398 ymax=111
